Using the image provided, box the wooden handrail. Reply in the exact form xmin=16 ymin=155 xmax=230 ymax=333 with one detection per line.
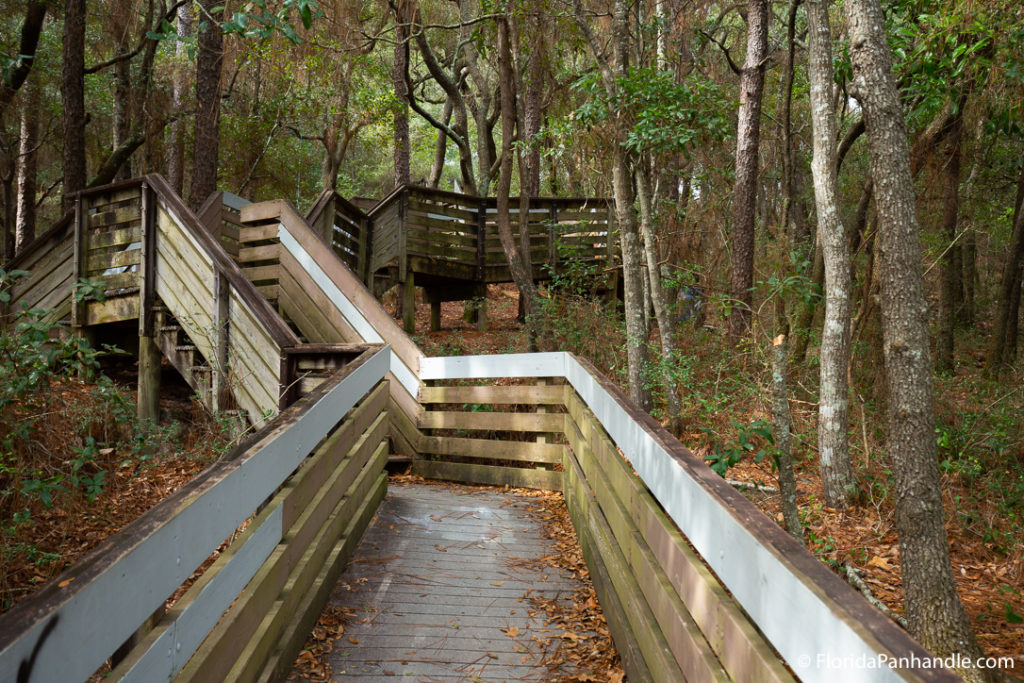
xmin=146 ymin=174 xmax=299 ymax=350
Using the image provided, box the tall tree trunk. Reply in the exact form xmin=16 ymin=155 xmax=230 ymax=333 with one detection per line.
xmin=844 ymin=0 xmax=990 ymax=676
xmin=772 ymin=331 xmax=803 ymax=541
xmin=637 ymin=166 xmax=681 ymax=432
xmin=168 ymin=2 xmax=191 ymax=195
xmin=393 ymin=4 xmax=410 ymax=189
xmin=728 ymin=0 xmax=768 ymax=340
xmin=0 ymin=1 xmax=48 ymax=122
xmin=937 ymin=115 xmax=964 ymax=372
xmin=428 ymin=98 xmax=453 ymax=188
xmin=112 ymin=3 xmax=133 ymax=182
xmin=523 ymin=7 xmax=544 ymax=197
xmin=189 ymin=0 xmax=223 ymax=211
xmin=15 ymin=84 xmax=39 ymax=255
xmin=807 ymin=0 xmax=858 ymax=508
xmin=62 ymin=0 xmax=87 ymax=207
xmin=496 ymin=17 xmax=536 ymax=319
xmin=985 ymin=162 xmax=1024 ymax=376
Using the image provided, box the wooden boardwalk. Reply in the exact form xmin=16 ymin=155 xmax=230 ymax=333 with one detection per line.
xmin=297 ymin=481 xmax=587 ymax=682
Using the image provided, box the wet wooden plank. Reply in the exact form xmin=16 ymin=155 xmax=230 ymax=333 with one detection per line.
xmin=302 ymin=482 xmax=593 ymax=682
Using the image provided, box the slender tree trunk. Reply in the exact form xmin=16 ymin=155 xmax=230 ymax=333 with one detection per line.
xmin=496 ymin=17 xmax=536 ymax=319
xmin=728 ymin=0 xmax=768 ymax=340
xmin=937 ymin=115 xmax=963 ymax=372
xmin=62 ymin=0 xmax=87 ymax=207
xmin=189 ymin=0 xmax=223 ymax=210
xmin=772 ymin=332 xmax=803 ymax=541
xmin=845 ymin=1 xmax=990 ymax=676
xmin=428 ymin=98 xmax=453 ymax=188
xmin=985 ymin=162 xmax=1024 ymax=376
xmin=637 ymin=166 xmax=681 ymax=432
xmin=15 ymin=84 xmax=39 ymax=255
xmin=0 ymin=1 xmax=48 ymax=122
xmin=168 ymin=3 xmax=191 ymax=195
xmin=393 ymin=5 xmax=410 ymax=189
xmin=807 ymin=0 xmax=858 ymax=508
xmin=112 ymin=10 xmax=133 ymax=182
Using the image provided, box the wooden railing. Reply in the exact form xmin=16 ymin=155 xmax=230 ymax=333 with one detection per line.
xmin=415 ymin=352 xmax=958 ymax=683
xmin=303 ymin=185 xmax=617 ymax=290
xmin=0 ymin=345 xmax=391 ymax=683
xmin=237 ymin=198 xmax=425 ymax=458
xmin=306 ymin=189 xmax=373 ymax=282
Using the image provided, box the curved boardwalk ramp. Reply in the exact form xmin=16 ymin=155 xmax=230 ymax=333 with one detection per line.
xmin=303 ymin=481 xmax=585 ymax=681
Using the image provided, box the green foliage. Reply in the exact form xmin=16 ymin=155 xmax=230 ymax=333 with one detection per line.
xmin=701 ymin=419 xmax=775 ymax=477
xmin=571 ymin=67 xmax=733 ymax=158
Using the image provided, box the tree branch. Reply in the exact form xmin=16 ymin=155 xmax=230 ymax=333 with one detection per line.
xmin=85 ymin=0 xmax=188 ymax=74
xmin=699 ymin=29 xmax=742 ymax=75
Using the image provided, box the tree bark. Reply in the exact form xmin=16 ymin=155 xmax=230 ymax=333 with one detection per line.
xmin=637 ymin=166 xmax=681 ymax=432
xmin=496 ymin=17 xmax=536 ymax=320
xmin=168 ymin=2 xmax=192 ymax=195
xmin=62 ymin=0 xmax=88 ymax=207
xmin=393 ymin=3 xmax=410 ymax=189
xmin=985 ymin=162 xmax=1024 ymax=376
xmin=772 ymin=333 xmax=803 ymax=541
xmin=188 ymin=0 xmax=224 ymax=211
xmin=15 ymin=84 xmax=39 ymax=255
xmin=844 ymin=0 xmax=990 ymax=675
xmin=937 ymin=114 xmax=964 ymax=372
xmin=807 ymin=0 xmax=858 ymax=508
xmin=0 ymin=1 xmax=48 ymax=121
xmin=728 ymin=0 xmax=768 ymax=340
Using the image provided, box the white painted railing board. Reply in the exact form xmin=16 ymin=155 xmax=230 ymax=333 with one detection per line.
xmin=419 ymin=352 xmax=567 ymax=381
xmin=120 ymin=506 xmax=283 ymax=682
xmin=414 ymin=350 xmax=930 ymax=682
xmin=0 ymin=347 xmax=389 ymax=683
xmin=277 ymin=227 xmax=420 ymax=397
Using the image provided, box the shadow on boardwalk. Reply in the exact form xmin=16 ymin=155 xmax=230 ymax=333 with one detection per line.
xmin=290 ymin=480 xmax=603 ymax=682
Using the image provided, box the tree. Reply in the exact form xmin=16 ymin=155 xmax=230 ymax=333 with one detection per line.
xmin=61 ymin=0 xmax=87 ymax=206
xmin=14 ymin=81 xmax=38 ymax=254
xmin=495 ymin=14 xmax=536 ymax=321
xmin=571 ymin=0 xmax=652 ymax=411
xmin=0 ymin=0 xmax=48 ymax=122
xmin=392 ymin=0 xmax=410 ymax=189
xmin=843 ymin=0 xmax=990 ymax=676
xmin=189 ymin=0 xmax=224 ymax=210
xmin=806 ymin=0 xmax=858 ymax=508
xmin=727 ymin=0 xmax=768 ymax=340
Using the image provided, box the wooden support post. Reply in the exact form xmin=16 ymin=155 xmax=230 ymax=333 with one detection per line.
xmin=212 ymin=269 xmax=230 ymax=412
xmin=138 ymin=334 xmax=161 ymax=422
xmin=322 ymin=195 xmax=336 ymax=246
xmin=430 ymin=300 xmax=441 ymax=332
xmin=71 ymin=193 xmax=86 ymax=330
xmin=476 ymin=203 xmax=487 ymax=283
xmin=402 ymin=272 xmax=416 ymax=333
xmin=549 ymin=206 xmax=558 ymax=277
xmin=536 ymin=378 xmax=554 ymax=470
xmin=475 ymin=284 xmax=487 ymax=331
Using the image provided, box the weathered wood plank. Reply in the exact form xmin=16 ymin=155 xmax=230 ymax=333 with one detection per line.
xmin=239 ymin=224 xmax=280 ymax=243
xmin=278 ymin=248 xmax=360 ymax=342
xmin=239 ymin=244 xmax=280 ymax=263
xmin=562 ymin=452 xmax=653 ymax=682
xmin=87 ymin=225 xmax=141 ymax=250
xmin=85 ymin=296 xmax=139 ymax=325
xmin=242 ymin=264 xmax=281 ymax=284
xmin=567 ymin=405 xmax=730 ymax=682
xmin=85 ymin=247 xmax=141 ymax=272
xmin=420 ymin=383 xmax=566 ymax=405
xmin=255 ymin=472 xmax=386 ymax=683
xmin=418 ymin=435 xmax=565 ymax=463
xmin=418 ymin=410 xmax=564 ymax=433
xmin=411 ymin=460 xmax=562 ymax=491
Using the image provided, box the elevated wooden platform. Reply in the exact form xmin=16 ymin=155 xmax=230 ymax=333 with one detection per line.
xmin=306 ymin=185 xmax=619 ymax=331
